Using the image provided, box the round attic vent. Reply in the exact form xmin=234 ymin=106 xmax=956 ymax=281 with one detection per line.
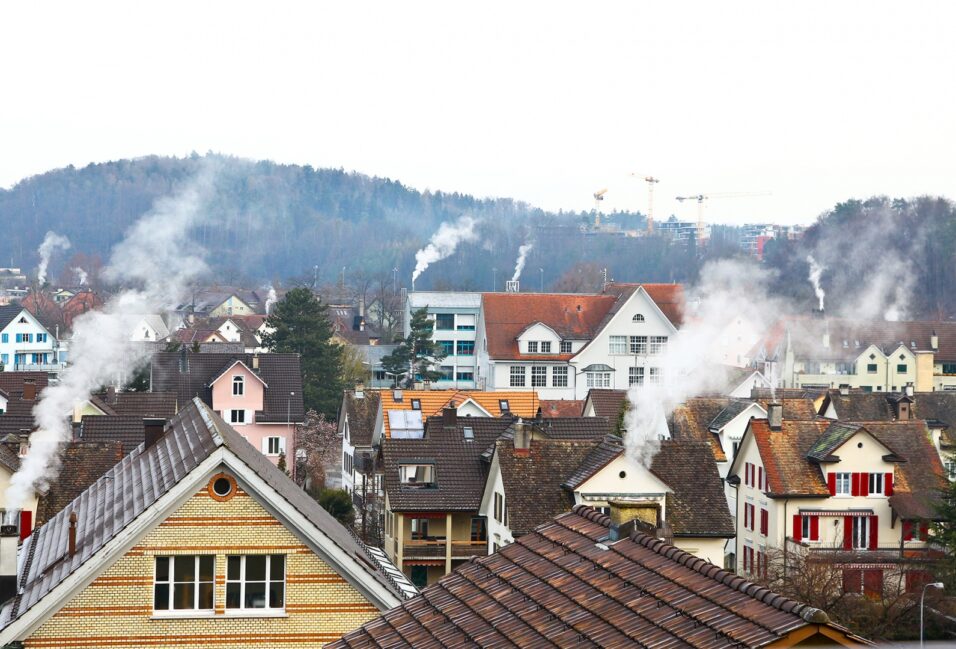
xmin=208 ymin=472 xmax=238 ymax=501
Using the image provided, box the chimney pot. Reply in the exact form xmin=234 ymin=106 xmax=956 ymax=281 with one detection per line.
xmin=608 ymin=500 xmax=661 ymax=541
xmin=839 ymin=384 xmax=850 ymax=396
xmin=106 ymin=385 xmax=117 ymax=405
xmin=513 ymin=419 xmax=532 ymax=456
xmin=68 ymin=512 xmax=77 ymax=558
xmin=143 ymin=418 xmax=166 ymax=449
xmin=768 ymin=402 xmax=783 ymax=430
xmin=931 ymin=331 xmax=939 ymax=351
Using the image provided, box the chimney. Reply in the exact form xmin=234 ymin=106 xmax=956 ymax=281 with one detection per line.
xmin=68 ymin=512 xmax=77 ymax=558
xmin=839 ymin=384 xmax=850 ymax=396
xmin=768 ymin=402 xmax=783 ymax=431
xmin=106 ymin=385 xmax=117 ymax=405
xmin=442 ymin=406 xmax=458 ymax=429
xmin=513 ymin=419 xmax=532 ymax=456
xmin=17 ymin=433 xmax=28 ymax=457
xmin=355 ymin=382 xmax=365 ymax=399
xmin=143 ymin=418 xmax=166 ymax=449
xmin=21 ymin=378 xmax=36 ymax=402
xmin=931 ymin=331 xmax=939 ymax=351
xmin=252 ymin=354 xmax=259 ymax=371
xmin=359 ymin=295 xmax=366 ymax=318
xmin=607 ymin=500 xmax=663 ymax=542
xmin=905 ymin=382 xmax=914 ymax=397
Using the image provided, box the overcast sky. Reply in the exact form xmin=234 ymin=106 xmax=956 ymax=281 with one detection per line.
xmin=2 ymin=1 xmax=954 ymax=225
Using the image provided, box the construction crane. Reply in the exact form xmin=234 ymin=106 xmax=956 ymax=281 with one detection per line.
xmin=629 ymin=173 xmax=660 ymax=234
xmin=592 ymin=188 xmax=608 ymax=227
xmin=675 ymin=191 xmax=771 ymax=241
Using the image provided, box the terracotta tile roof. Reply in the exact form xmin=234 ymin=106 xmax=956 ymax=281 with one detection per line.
xmin=749 ymin=419 xmax=832 ymax=496
xmin=331 ymin=506 xmax=868 ymax=649
xmin=342 ymin=390 xmax=381 ymax=448
xmin=670 ymin=397 xmax=729 ymax=462
xmin=382 ymin=417 xmax=514 ymax=512
xmin=600 ymin=282 xmax=685 ymax=328
xmin=584 ymin=388 xmax=627 ymax=420
xmin=377 ymin=390 xmax=539 ymax=437
xmin=61 ymin=290 xmax=103 ymax=329
xmin=537 ymin=399 xmax=583 ymax=418
xmin=35 ymin=441 xmax=124 ymax=525
xmin=756 ymin=398 xmax=820 ymax=420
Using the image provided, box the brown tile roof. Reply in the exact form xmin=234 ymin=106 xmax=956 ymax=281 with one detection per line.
xmin=377 ymin=389 xmax=539 ymax=437
xmin=35 ymin=441 xmax=124 ymax=525
xmin=78 ymin=416 xmax=152 ymax=453
xmin=584 ymin=388 xmax=627 ymax=420
xmin=331 ymin=506 xmax=868 ymax=649
xmin=61 ymin=290 xmax=103 ymax=329
xmin=90 ymin=391 xmax=177 ymax=418
xmin=383 ymin=417 xmax=514 ymax=512
xmin=0 ymin=373 xmax=48 ymax=395
xmin=670 ymin=397 xmax=730 ymax=462
xmin=533 ymin=417 xmax=610 ymax=440
xmin=749 ymin=419 xmax=832 ymax=496
xmin=537 ymin=399 xmax=583 ymax=418
xmin=820 ymin=390 xmax=895 ymax=421
xmin=757 ymin=397 xmax=820 ymax=420
xmin=343 ymin=390 xmax=381 ymax=448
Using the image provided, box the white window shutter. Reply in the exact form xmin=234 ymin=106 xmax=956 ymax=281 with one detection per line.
xmin=261 ymin=437 xmax=269 ymax=454
xmin=279 ymin=436 xmax=287 ymax=454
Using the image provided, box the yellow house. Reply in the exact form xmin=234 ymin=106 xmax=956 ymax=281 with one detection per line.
xmin=0 ymin=399 xmax=412 ymax=648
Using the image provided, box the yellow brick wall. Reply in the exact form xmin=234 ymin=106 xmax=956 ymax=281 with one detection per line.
xmin=26 ymin=478 xmax=382 ymax=648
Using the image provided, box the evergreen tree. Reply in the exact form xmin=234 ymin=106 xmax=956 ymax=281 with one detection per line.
xmin=261 ymin=287 xmax=343 ymax=420
xmin=380 ymin=307 xmax=446 ymax=387
xmin=380 ymin=344 xmax=411 ymax=387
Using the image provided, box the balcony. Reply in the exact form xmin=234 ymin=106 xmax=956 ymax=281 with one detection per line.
xmin=13 ymin=362 xmax=66 ymax=373
xmin=403 ymin=539 xmax=488 ymax=559
xmin=785 ymin=537 xmax=943 ymax=564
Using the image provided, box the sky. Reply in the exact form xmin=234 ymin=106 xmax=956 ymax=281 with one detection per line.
xmin=1 ymin=1 xmax=954 ymax=225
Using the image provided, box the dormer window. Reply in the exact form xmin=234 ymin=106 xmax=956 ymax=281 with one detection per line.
xmin=400 ymin=464 xmax=436 ymax=488
xmin=527 ymin=341 xmax=538 ymax=353
xmin=560 ymin=341 xmax=572 ymax=353
xmin=632 ymin=314 xmax=645 ymax=322
xmin=540 ymin=341 xmax=551 ymax=353
xmin=232 ymin=376 xmax=244 ymax=396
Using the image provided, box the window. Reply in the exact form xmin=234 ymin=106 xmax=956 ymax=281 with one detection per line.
xmin=232 ymin=375 xmax=244 ymax=396
xmin=868 ymin=473 xmax=884 ymax=495
xmin=851 ymin=517 xmax=871 ymax=549
xmin=456 ymin=340 xmax=474 ymax=356
xmin=457 ymin=370 xmax=474 ymax=382
xmin=510 ymin=366 xmax=526 ymax=387
xmin=731 ymin=440 xmax=740 ymax=459
xmin=743 ymin=503 xmax=755 ymax=531
xmin=0 ymin=334 xmax=6 ymax=343
xmin=527 ymin=341 xmax=538 ymax=353
xmin=540 ymin=341 xmax=551 ymax=353
xmin=400 ymin=464 xmax=436 ymax=487
xmin=552 ymin=366 xmax=568 ymax=387
xmin=586 ymin=372 xmax=611 ymax=388
xmin=226 ymin=555 xmax=285 ymax=610
xmin=945 ymin=460 xmax=956 ymax=480
xmin=436 ymin=365 xmax=453 ymax=381
xmin=438 ymin=340 xmax=454 ymax=355
xmin=154 ymin=555 xmax=214 ymax=612
xmin=265 ymin=437 xmax=283 ymax=455
xmin=649 ymin=336 xmax=668 ymax=355
xmin=896 ymin=364 xmax=907 ymax=373
xmin=411 ymin=399 xmax=421 ymax=410
xmin=759 ymin=508 xmax=768 ymax=536
xmin=903 ymin=520 xmax=929 ymax=542
xmin=608 ymin=336 xmax=627 ymax=355
xmin=531 ymin=366 xmax=547 ymax=387
xmin=867 ymin=363 xmax=878 ymax=373
xmin=463 ymin=426 xmax=474 ymax=440
xmin=471 ymin=517 xmax=487 ymax=542
xmin=15 ymin=334 xmax=32 ymax=343
xmin=494 ymin=492 xmax=505 ymax=523
xmin=649 ymin=367 xmax=662 ymax=385
xmin=230 ymin=409 xmax=246 ymax=424
xmin=560 ymin=341 xmax=572 ymax=353
xmin=632 ymin=314 xmax=645 ymax=322
xmin=499 ymin=399 xmax=510 ymax=412
xmin=629 ymin=367 xmax=644 ymax=386
xmin=36 ymin=333 xmax=47 ymax=343
xmin=435 ymin=314 xmax=454 ymax=330
xmin=801 ymin=515 xmax=820 ymax=541
xmin=832 ymin=472 xmax=853 ymax=496
xmin=943 ymin=363 xmax=956 ymax=375
xmin=629 ymin=336 xmax=647 ymax=354
xmin=456 ymin=314 xmax=476 ymax=330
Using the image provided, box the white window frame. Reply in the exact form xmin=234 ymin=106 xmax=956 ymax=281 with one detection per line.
xmin=225 ymin=555 xmax=286 ymax=612
xmin=540 ymin=341 xmax=552 ymax=354
xmin=531 ymin=366 xmax=547 ymax=387
xmin=649 ymin=336 xmax=668 ymax=355
xmin=551 ymin=366 xmax=568 ymax=387
xmin=232 ymin=375 xmax=244 ymax=396
xmin=527 ymin=341 xmax=538 ymax=354
xmin=608 ymin=336 xmax=627 ymax=355
xmin=559 ymin=341 xmax=572 ymax=354
xmin=510 ymin=366 xmax=526 ymax=387
xmin=628 ymin=367 xmax=644 ymax=386
xmin=649 ymin=367 xmax=662 ymax=385
xmin=835 ymin=472 xmax=852 ymax=496
xmin=399 ymin=464 xmax=436 ymax=485
xmin=265 ymin=436 xmax=284 ymax=456
xmin=851 ymin=517 xmax=870 ymax=549
xmin=868 ymin=473 xmax=884 ymax=496
xmin=586 ymin=372 xmax=611 ymax=388
xmin=629 ymin=336 xmax=647 ymax=355
xmin=154 ymin=555 xmax=215 ymax=613
xmin=230 ymin=409 xmax=246 ymax=425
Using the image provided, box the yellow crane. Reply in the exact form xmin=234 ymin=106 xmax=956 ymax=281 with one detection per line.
xmin=675 ymin=191 xmax=771 ymax=241
xmin=593 ymin=188 xmax=608 ymax=227
xmin=629 ymin=173 xmax=660 ymax=233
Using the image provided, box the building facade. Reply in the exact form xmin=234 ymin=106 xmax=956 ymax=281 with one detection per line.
xmin=403 ymin=292 xmax=481 ymax=390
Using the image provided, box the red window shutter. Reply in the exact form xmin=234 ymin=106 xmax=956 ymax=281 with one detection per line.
xmin=863 ymin=569 xmax=883 ymax=598
xmin=885 ymin=472 xmax=893 ymax=496
xmin=760 ymin=509 xmax=768 ymax=536
xmin=903 ymin=520 xmax=913 ymax=541
xmin=861 ymin=473 xmax=870 ymax=497
xmin=842 ymin=569 xmax=862 ymax=594
xmin=827 ymin=472 xmax=836 ymax=496
xmin=919 ymin=522 xmax=929 ymax=541
xmin=758 ymin=467 xmax=763 ymax=490
xmin=19 ymin=510 xmax=32 ymax=541
xmin=869 ymin=516 xmax=878 ymax=550
xmin=793 ymin=514 xmax=802 ymax=541
xmin=843 ymin=517 xmax=853 ymax=549
xmin=851 ymin=472 xmax=861 ymax=496
xmin=810 ymin=515 xmax=819 ymax=541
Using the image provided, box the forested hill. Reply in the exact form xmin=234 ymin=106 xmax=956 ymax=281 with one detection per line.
xmin=2 ymin=155 xmax=955 ymax=320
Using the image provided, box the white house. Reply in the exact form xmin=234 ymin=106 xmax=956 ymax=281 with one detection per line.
xmin=403 ymin=292 xmax=481 ymax=389
xmin=0 ymin=305 xmax=62 ymax=372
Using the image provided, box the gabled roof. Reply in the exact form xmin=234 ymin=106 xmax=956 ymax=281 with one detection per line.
xmin=342 ymin=390 xmax=381 ymax=448
xmin=583 ymin=388 xmax=627 ymax=420
xmin=744 ymin=419 xmax=833 ymax=496
xmin=669 ymin=397 xmax=730 ymax=462
xmin=598 ymin=282 xmax=685 ymax=329
xmin=35 ymin=441 xmax=125 ymax=525
xmin=150 ymin=352 xmax=304 ymax=423
xmin=0 ymin=398 xmax=405 ymax=634
xmin=820 ymin=390 xmax=896 ymax=421
xmin=537 ymin=399 xmax=584 ymax=418
xmin=378 ymin=389 xmax=539 ymax=437
xmin=207 ymin=359 xmax=269 ymax=388
xmin=61 ymin=290 xmax=103 ymax=329
xmin=331 ymin=506 xmax=869 ymax=649
xmin=806 ymin=422 xmax=897 ymax=463
xmin=0 ymin=305 xmax=42 ymax=332
xmin=708 ymin=399 xmax=754 ymax=431
xmin=89 ymin=390 xmax=177 ymax=419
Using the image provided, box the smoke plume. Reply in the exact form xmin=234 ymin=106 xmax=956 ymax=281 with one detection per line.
xmin=73 ymin=267 xmax=89 ymax=285
xmin=36 ymin=231 xmax=71 ymax=285
xmin=4 ymin=161 xmax=224 ymax=510
xmin=411 ymin=216 xmax=479 ymax=286
xmin=623 ymin=259 xmax=787 ymax=469
xmin=511 ymin=243 xmax=533 ymax=283
xmin=265 ymin=285 xmax=278 ymax=314
xmin=806 ymin=254 xmax=825 ymax=311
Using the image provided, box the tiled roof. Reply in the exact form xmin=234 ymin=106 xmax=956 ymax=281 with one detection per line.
xmin=806 ymin=422 xmax=869 ymax=462
xmin=150 ymin=352 xmax=304 ymax=423
xmin=35 ymin=441 xmax=124 ymax=525
xmin=382 ymin=417 xmax=514 ymax=512
xmin=480 ymin=292 xmax=616 ymax=360
xmin=61 ymin=290 xmax=103 ymax=329
xmin=377 ymin=389 xmax=539 ymax=437
xmin=584 ymin=388 xmax=627 ymax=420
xmin=1 ymin=398 xmax=404 ymax=628
xmin=0 ymin=305 xmax=28 ymax=332
xmin=756 ymin=398 xmax=820 ymax=420
xmin=749 ymin=419 xmax=832 ymax=496
xmin=331 ymin=506 xmax=868 ymax=649
xmin=532 ymin=417 xmax=609 ymax=440
xmin=670 ymin=397 xmax=729 ymax=462
xmin=495 ymin=437 xmax=597 ymax=535
xmin=0 ymin=373 xmax=48 ymax=395
xmin=90 ymin=391 xmax=177 ymax=418
xmin=78 ymin=415 xmax=151 ymax=453
xmin=0 ymin=444 xmax=20 ymax=474
xmin=820 ymin=390 xmax=895 ymax=421
xmin=561 ymin=436 xmax=625 ymax=490
xmin=537 ymin=399 xmax=583 ymax=418
xmin=343 ymin=391 xmax=381 ymax=448
xmin=707 ymin=399 xmax=750 ymax=431
xmin=599 ymin=282 xmax=685 ymax=328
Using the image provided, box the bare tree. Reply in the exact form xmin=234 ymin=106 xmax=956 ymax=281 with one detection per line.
xmin=294 ymin=409 xmax=340 ymax=493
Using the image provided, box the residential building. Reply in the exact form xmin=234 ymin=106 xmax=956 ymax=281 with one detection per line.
xmin=178 ymin=287 xmax=268 ymax=320
xmin=478 ymin=283 xmax=683 ymax=399
xmin=338 ymin=389 xmax=382 ymax=542
xmin=150 ymin=351 xmax=304 ymax=467
xmin=0 ymin=398 xmax=412 ymax=647
xmin=536 ymin=398 xmax=583 ymax=417
xmin=404 ymin=291 xmax=481 ymax=389
xmin=729 ymin=407 xmax=947 ymax=593
xmin=71 ymin=387 xmax=177 ymax=424
xmin=332 ymin=505 xmax=870 ymax=649
xmin=129 ymin=315 xmax=172 ymax=342
xmin=0 ymin=306 xmax=63 ymax=373
xmin=751 ymin=317 xmax=956 ymax=393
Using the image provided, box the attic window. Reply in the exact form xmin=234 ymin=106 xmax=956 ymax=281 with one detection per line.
xmin=869 ymin=354 xmax=876 ymax=360
xmin=463 ymin=426 xmax=474 ymax=440
xmin=499 ymin=400 xmax=510 ymax=412
xmin=632 ymin=314 xmax=645 ymax=322
xmin=899 ymin=354 xmax=906 ymax=361
xmin=410 ymin=399 xmax=421 ymax=410
xmin=17 ymin=317 xmax=25 ymax=324
xmin=400 ymin=464 xmax=436 ymax=488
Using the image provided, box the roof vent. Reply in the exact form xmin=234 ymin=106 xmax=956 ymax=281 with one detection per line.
xmin=393 ymin=389 xmax=403 ymax=403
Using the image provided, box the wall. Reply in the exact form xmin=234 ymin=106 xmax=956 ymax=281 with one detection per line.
xmin=210 ymin=363 xmax=292 ymax=465
xmin=25 ymin=478 xmax=382 ymax=648
xmin=0 ymin=310 xmax=59 ymax=371
xmin=478 ymin=454 xmax=513 ymax=551
xmin=673 ymin=538 xmax=725 ymax=567
xmin=573 ymin=455 xmax=670 ymax=519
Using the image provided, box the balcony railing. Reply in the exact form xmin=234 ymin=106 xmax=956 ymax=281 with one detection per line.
xmin=403 ymin=539 xmax=488 ymax=559
xmin=13 ymin=362 xmax=66 ymax=372
xmin=786 ymin=537 xmax=941 ymax=562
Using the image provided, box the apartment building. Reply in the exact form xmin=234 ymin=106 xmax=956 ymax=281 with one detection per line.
xmin=0 ymin=305 xmax=63 ymax=373
xmin=403 ymin=291 xmax=481 ymax=389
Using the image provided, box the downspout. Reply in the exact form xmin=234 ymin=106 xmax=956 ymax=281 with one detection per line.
xmin=783 ymin=498 xmax=789 ymax=580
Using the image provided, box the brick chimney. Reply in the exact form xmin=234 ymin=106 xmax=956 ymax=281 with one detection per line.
xmin=513 ymin=419 xmax=532 ymax=457
xmin=607 ymin=500 xmax=668 ymax=542
xmin=21 ymin=378 xmax=36 ymax=402
xmin=442 ymin=406 xmax=457 ymax=429
xmin=768 ymin=402 xmax=783 ymax=431
xmin=106 ymin=385 xmax=117 ymax=405
xmin=143 ymin=418 xmax=166 ymax=449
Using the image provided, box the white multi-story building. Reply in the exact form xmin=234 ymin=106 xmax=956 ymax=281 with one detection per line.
xmin=0 ymin=305 xmax=63 ymax=373
xmin=404 ymin=292 xmax=481 ymax=389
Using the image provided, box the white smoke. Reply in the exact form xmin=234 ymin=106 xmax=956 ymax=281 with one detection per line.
xmin=73 ymin=267 xmax=89 ymax=285
xmin=511 ymin=243 xmax=533 ymax=283
xmin=411 ymin=216 xmax=479 ymax=286
xmin=806 ymin=254 xmax=825 ymax=311
xmin=264 ymin=285 xmax=278 ymax=314
xmin=36 ymin=231 xmax=71 ymax=285
xmin=623 ymin=260 xmax=787 ymax=469
xmin=5 ymin=161 xmax=223 ymax=510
